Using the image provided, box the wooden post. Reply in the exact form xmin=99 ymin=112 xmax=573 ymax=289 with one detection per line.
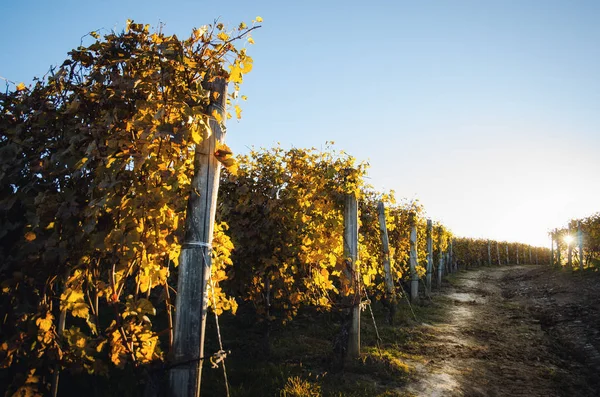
xmin=505 ymin=244 xmax=509 ymax=265
xmin=550 ymin=233 xmax=555 ymax=267
xmin=567 ymin=227 xmax=573 ymax=270
xmin=516 ymin=245 xmax=519 ymax=265
xmin=556 ymin=236 xmax=562 ymax=268
xmin=426 ymin=219 xmax=433 ymax=295
xmin=496 ymin=241 xmax=501 ymax=266
xmin=169 ymin=78 xmax=227 ymax=397
xmin=536 ymin=248 xmax=539 ymax=265
xmin=377 ymin=202 xmax=395 ymax=315
xmin=487 ymin=240 xmax=492 ymax=266
xmin=578 ymin=221 xmax=584 ymax=271
xmin=437 ymin=226 xmax=444 ymax=288
xmin=344 ymin=192 xmax=360 ymax=358
xmin=449 ymin=239 xmax=454 ymax=273
xmin=409 ymin=212 xmax=419 ymax=303
xmin=529 ymin=246 xmax=532 ymax=264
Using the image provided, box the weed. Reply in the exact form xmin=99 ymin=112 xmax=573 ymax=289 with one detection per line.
xmin=280 ymin=376 xmax=322 ymax=397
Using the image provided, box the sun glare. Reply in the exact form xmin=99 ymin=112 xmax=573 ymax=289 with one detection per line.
xmin=563 ymin=235 xmax=575 ymax=245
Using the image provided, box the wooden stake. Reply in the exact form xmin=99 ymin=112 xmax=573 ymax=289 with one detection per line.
xmin=550 ymin=233 xmax=554 ymax=267
xmin=437 ymin=226 xmax=444 ymax=288
xmin=409 ymin=212 xmax=419 ymax=303
xmin=449 ymin=239 xmax=454 ymax=273
xmin=496 ymin=241 xmax=501 ymax=266
xmin=505 ymin=244 xmax=509 ymax=265
xmin=377 ymin=202 xmax=395 ymax=315
xmin=556 ymin=235 xmax=562 ymax=268
xmin=516 ymin=245 xmax=519 ymax=265
xmin=487 ymin=240 xmax=492 ymax=266
xmin=578 ymin=221 xmax=584 ymax=271
xmin=426 ymin=219 xmax=433 ymax=295
xmin=168 ymin=78 xmax=226 ymax=397
xmin=344 ymin=192 xmax=360 ymax=358
xmin=567 ymin=227 xmax=573 ymax=270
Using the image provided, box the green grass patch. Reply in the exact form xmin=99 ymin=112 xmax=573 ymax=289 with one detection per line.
xmin=197 ymin=298 xmax=445 ymax=396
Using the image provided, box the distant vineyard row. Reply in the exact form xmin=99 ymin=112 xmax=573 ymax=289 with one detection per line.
xmin=550 ymin=213 xmax=600 ymax=269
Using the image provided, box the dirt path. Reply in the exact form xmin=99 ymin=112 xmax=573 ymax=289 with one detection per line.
xmin=400 ymin=265 xmax=599 ymax=397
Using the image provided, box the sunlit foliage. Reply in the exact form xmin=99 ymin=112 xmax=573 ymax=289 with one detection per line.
xmin=0 ymin=19 xmax=257 ymax=394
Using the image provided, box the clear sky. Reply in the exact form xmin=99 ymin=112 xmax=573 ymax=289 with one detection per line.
xmin=2 ymin=0 xmax=599 ymax=247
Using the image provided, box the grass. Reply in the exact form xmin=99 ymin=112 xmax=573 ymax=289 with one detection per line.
xmin=194 ymin=297 xmax=441 ymax=397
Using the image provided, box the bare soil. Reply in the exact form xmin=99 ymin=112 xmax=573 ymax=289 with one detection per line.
xmin=400 ymin=265 xmax=600 ymax=397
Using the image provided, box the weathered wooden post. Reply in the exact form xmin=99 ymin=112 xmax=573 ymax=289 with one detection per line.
xmin=437 ymin=226 xmax=444 ymax=288
xmin=556 ymin=236 xmax=562 ymax=268
xmin=169 ymin=78 xmax=227 ymax=397
xmin=445 ymin=244 xmax=451 ymax=274
xmin=578 ymin=221 xmax=584 ymax=271
xmin=516 ymin=244 xmax=520 ymax=265
xmin=505 ymin=244 xmax=509 ymax=265
xmin=550 ymin=233 xmax=555 ymax=267
xmin=426 ymin=219 xmax=433 ymax=294
xmin=567 ymin=227 xmax=573 ymax=270
xmin=409 ymin=212 xmax=419 ymax=303
xmin=449 ymin=239 xmax=454 ymax=272
xmin=496 ymin=241 xmax=501 ymax=266
xmin=344 ymin=192 xmax=360 ymax=358
xmin=377 ymin=202 xmax=395 ymax=320
xmin=487 ymin=240 xmax=492 ymax=266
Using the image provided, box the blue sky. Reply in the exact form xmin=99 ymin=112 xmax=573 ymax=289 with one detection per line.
xmin=2 ymin=0 xmax=599 ymax=246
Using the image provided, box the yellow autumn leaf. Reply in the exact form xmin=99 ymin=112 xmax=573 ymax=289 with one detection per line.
xmin=71 ymin=302 xmax=90 ymax=319
xmin=169 ymin=244 xmax=180 ymax=266
xmin=214 ymin=142 xmax=238 ymax=175
xmin=217 ymin=32 xmax=229 ymax=41
xmin=240 ymin=57 xmax=253 ymax=74
xmin=234 ymin=105 xmax=242 ymax=120
xmin=61 ymin=288 xmax=85 ymax=310
xmin=228 ymin=64 xmax=243 ymax=84
xmin=255 ymin=16 xmax=263 ymax=23
xmin=247 ymin=37 xmax=255 ymax=45
xmin=211 ymin=109 xmax=223 ymax=123
xmin=36 ymin=314 xmax=53 ymax=332
xmin=24 ymin=232 xmax=36 ymax=242
xmin=362 ymin=274 xmax=371 ymax=286
xmin=16 ymin=82 xmax=26 ymax=92
xmin=190 ymin=126 xmax=202 ymax=144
